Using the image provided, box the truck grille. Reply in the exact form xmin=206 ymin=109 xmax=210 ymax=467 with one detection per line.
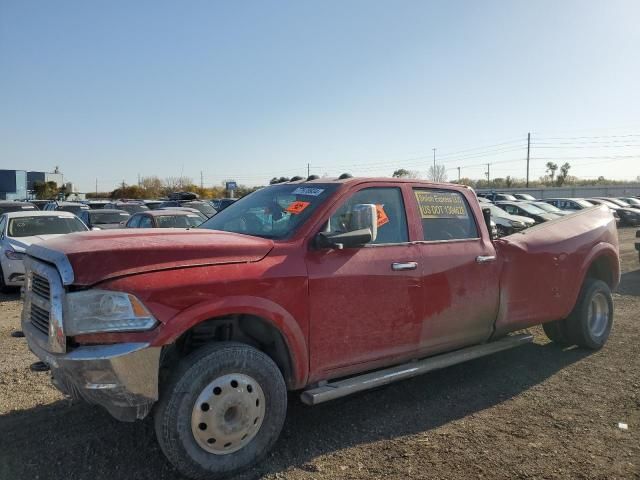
xmin=30 ymin=303 xmax=50 ymax=335
xmin=23 ymin=256 xmax=67 ymax=353
xmin=31 ymin=273 xmax=51 ymax=300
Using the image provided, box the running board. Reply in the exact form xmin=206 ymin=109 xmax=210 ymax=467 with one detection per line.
xmin=300 ymin=333 xmax=533 ymax=406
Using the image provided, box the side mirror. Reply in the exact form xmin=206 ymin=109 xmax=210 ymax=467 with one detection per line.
xmin=482 ymin=207 xmax=494 ymax=240
xmin=315 ymin=203 xmax=378 ymax=249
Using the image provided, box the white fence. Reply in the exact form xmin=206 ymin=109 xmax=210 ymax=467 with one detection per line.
xmin=477 ymin=184 xmax=640 ymax=199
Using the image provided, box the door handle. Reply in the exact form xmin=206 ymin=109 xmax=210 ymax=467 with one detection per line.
xmin=476 ymin=255 xmax=496 ymax=263
xmin=392 ymin=262 xmax=418 ymax=271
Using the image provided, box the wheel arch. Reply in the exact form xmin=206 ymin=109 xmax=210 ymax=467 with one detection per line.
xmin=154 ymin=295 xmax=308 ymax=389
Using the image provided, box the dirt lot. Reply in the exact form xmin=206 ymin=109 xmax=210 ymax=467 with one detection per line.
xmin=0 ymin=229 xmax=638 ymax=480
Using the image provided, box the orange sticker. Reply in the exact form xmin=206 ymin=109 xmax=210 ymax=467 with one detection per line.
xmin=376 ymin=204 xmax=389 ymax=227
xmin=286 ymin=201 xmax=311 ymax=215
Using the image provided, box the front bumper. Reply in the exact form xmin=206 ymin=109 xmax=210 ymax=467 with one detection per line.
xmin=22 ymin=318 xmax=161 ymax=421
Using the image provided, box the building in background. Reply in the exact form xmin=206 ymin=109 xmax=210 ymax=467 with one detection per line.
xmin=0 ymin=170 xmax=27 ymax=200
xmin=1 ymin=169 xmax=66 ymax=200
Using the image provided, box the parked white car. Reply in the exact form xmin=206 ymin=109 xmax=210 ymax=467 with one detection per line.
xmin=0 ymin=211 xmax=88 ymax=291
xmin=486 ymin=204 xmax=535 ymax=236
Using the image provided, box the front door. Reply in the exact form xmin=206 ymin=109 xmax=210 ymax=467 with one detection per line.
xmin=306 ymin=186 xmax=422 ymax=377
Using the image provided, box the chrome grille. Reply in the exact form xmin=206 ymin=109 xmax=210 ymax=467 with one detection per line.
xmin=31 ymin=273 xmax=51 ymax=300
xmin=30 ymin=303 xmax=50 ymax=335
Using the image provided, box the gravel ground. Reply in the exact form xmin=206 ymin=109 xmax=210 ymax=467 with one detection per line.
xmin=0 ymin=228 xmax=638 ymax=479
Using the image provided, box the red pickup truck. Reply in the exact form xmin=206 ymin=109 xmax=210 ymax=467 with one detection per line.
xmin=21 ymin=178 xmax=619 ymax=479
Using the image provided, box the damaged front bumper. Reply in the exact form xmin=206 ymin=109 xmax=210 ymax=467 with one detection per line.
xmin=23 ymin=319 xmax=160 ymax=422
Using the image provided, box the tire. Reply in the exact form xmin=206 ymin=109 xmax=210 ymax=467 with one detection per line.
xmin=154 ymin=342 xmax=287 ymax=480
xmin=542 ymin=319 xmax=570 ymax=345
xmin=564 ymin=278 xmax=614 ymax=350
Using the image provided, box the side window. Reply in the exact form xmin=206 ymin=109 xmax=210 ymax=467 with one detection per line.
xmin=413 ymin=189 xmax=479 ymax=241
xmin=327 ymin=187 xmax=408 ymax=245
xmin=503 ymin=205 xmax=517 ymax=215
xmin=0 ymin=216 xmax=5 ymax=235
xmin=139 ymin=215 xmax=153 ymax=228
xmin=127 ymin=214 xmax=142 ymax=228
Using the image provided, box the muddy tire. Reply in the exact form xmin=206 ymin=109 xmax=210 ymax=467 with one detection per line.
xmin=542 ymin=320 xmax=570 ymax=345
xmin=564 ymin=278 xmax=614 ymax=350
xmin=154 ymin=342 xmax=287 ymax=480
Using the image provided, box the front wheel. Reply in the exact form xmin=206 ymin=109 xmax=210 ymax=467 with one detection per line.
xmin=154 ymin=342 xmax=287 ymax=480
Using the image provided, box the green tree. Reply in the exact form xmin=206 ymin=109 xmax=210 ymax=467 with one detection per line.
xmin=33 ymin=181 xmax=58 ymax=199
xmin=556 ymin=162 xmax=571 ymax=186
xmin=545 ymin=162 xmax=558 ymax=184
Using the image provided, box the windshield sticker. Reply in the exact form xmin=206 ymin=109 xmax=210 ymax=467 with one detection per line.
xmin=376 ymin=204 xmax=390 ymax=227
xmin=292 ymin=187 xmax=325 ymax=197
xmin=285 ymin=201 xmax=311 ymax=215
xmin=414 ymin=191 xmax=468 ymax=219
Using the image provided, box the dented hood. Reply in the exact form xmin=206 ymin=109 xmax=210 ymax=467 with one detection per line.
xmin=26 ymin=229 xmax=274 ymax=286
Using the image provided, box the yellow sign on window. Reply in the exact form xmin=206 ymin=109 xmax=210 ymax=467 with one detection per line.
xmin=414 ymin=190 xmax=468 ymax=218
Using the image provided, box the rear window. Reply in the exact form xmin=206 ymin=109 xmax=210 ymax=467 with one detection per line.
xmin=413 ymin=189 xmax=479 ymax=241
xmin=156 ymin=215 xmax=203 ymax=228
xmin=8 ymin=216 xmax=87 ymax=237
xmin=90 ymin=211 xmax=130 ymax=224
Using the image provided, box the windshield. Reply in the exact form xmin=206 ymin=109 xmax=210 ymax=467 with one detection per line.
xmin=603 ymin=198 xmax=630 ymax=207
xmin=588 ymin=199 xmax=618 ymax=209
xmin=184 ymin=202 xmax=217 ymax=217
xmin=199 ymin=183 xmax=339 ymax=239
xmin=622 ymin=197 xmax=640 ymax=206
xmin=91 ymin=211 xmax=130 ymax=224
xmin=8 ymin=216 xmax=87 ymax=237
xmin=512 ymin=203 xmax=545 ymax=214
xmin=156 ymin=214 xmax=204 ymax=228
xmin=499 ymin=194 xmax=517 ymax=201
xmin=575 ymin=199 xmax=594 ymax=208
xmin=533 ymin=202 xmax=560 ymax=213
xmin=516 ymin=194 xmax=536 ymax=200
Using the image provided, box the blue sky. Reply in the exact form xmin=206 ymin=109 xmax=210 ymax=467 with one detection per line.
xmin=1 ymin=0 xmax=639 ymax=192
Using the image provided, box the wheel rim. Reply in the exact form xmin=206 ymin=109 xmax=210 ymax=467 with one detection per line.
xmin=191 ymin=373 xmax=266 ymax=455
xmin=587 ymin=292 xmax=610 ymax=338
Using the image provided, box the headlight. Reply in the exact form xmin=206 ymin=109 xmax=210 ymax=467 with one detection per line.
xmin=5 ymin=249 xmax=25 ymax=260
xmin=510 ymin=220 xmax=524 ymax=228
xmin=64 ymin=289 xmax=157 ymax=335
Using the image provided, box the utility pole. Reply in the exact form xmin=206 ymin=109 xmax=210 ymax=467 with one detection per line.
xmin=457 ymin=166 xmax=461 ymax=182
xmin=526 ymin=132 xmax=531 ymax=188
xmin=200 ymin=171 xmax=204 ymax=189
xmin=307 ymin=163 xmax=310 ymax=178
xmin=95 ymin=178 xmax=98 ymax=197
xmin=137 ymin=173 xmax=141 ymax=187
xmin=432 ymin=148 xmax=436 ymax=171
xmin=486 ymin=163 xmax=491 ymax=183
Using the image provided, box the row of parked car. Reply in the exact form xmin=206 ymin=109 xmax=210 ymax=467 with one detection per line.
xmin=0 ymin=195 xmax=237 ymax=291
xmin=477 ymin=192 xmax=640 ymax=237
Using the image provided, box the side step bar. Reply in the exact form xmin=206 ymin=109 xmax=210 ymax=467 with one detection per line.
xmin=300 ymin=333 xmax=533 ymax=406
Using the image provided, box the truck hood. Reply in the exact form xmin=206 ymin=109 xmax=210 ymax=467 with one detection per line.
xmin=26 ymin=229 xmax=274 ymax=286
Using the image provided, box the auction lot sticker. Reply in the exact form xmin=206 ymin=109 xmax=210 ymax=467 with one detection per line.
xmin=286 ymin=201 xmax=311 ymax=214
xmin=414 ymin=190 xmax=468 ymax=218
xmin=292 ymin=187 xmax=325 ymax=196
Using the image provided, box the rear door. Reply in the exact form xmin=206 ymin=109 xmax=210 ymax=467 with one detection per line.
xmin=409 ymin=187 xmax=500 ymax=355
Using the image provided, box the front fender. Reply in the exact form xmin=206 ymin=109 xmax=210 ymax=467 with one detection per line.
xmin=152 ymin=295 xmax=309 ymax=389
